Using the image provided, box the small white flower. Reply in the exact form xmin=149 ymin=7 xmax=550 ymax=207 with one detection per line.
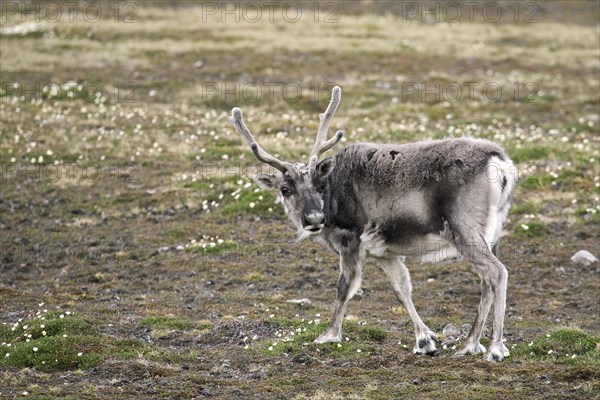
xmin=249 ymin=202 xmax=256 ymax=209
xmin=337 ymin=343 xmax=342 ymax=348
xmin=32 ymin=347 xmax=38 ymax=352
xmin=356 ymin=349 xmax=362 ymax=353
xmin=548 ymin=350 xmax=553 ymax=354
xmin=59 ymin=314 xmax=64 ymax=319
xmin=77 ymin=352 xmax=83 ymax=357
xmin=268 ymin=346 xmax=273 ymax=351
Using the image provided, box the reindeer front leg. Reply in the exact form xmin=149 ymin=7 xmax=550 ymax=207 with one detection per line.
xmin=315 ymin=251 xmax=362 ymax=343
xmin=378 ymin=257 xmax=437 ymax=355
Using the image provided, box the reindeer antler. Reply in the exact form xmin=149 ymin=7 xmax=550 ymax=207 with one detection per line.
xmin=230 ymin=107 xmax=290 ymax=173
xmin=308 ymin=86 xmax=344 ymax=163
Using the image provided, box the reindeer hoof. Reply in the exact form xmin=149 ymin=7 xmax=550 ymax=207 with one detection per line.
xmin=454 ymin=342 xmax=486 ymax=357
xmin=314 ymin=330 xmax=341 ymax=344
xmin=484 ymin=342 xmax=509 ymax=362
xmin=413 ymin=331 xmax=438 ymax=355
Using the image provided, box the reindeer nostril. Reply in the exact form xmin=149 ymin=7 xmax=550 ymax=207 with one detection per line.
xmin=304 ymin=212 xmax=324 ymax=228
xmin=301 ymin=214 xmax=309 ymax=227
xmin=315 ymin=214 xmax=324 ymax=225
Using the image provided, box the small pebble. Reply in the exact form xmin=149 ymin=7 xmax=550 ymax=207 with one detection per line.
xmin=443 ymin=324 xmax=460 ymax=338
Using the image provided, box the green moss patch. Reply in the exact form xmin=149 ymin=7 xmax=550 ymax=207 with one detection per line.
xmin=250 ymin=317 xmax=387 ymax=357
xmin=514 ymin=221 xmax=546 ymax=238
xmin=512 ymin=328 xmax=600 ymax=365
xmin=0 ymin=311 xmax=151 ymax=372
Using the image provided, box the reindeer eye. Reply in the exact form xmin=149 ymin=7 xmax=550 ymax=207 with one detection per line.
xmin=280 ymin=187 xmax=292 ymax=197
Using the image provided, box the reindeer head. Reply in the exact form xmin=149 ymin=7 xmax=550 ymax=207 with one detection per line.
xmin=229 ymin=86 xmax=344 ymax=238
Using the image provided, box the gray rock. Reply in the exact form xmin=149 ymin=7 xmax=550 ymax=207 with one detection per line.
xmin=443 ymin=323 xmax=460 ymax=338
xmin=570 ymin=250 xmax=598 ymax=266
xmin=292 ymin=352 xmax=316 ymax=365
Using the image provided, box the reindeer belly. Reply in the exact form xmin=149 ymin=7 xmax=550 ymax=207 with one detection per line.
xmin=356 ymin=184 xmax=464 ymax=263
xmin=386 ymin=234 xmax=460 ymax=263
xmin=360 ymin=210 xmax=460 ymax=264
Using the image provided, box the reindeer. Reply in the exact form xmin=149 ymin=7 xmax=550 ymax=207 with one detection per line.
xmin=229 ymin=86 xmax=517 ymax=361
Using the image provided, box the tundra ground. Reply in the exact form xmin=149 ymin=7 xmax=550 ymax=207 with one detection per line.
xmin=1 ymin=2 xmax=599 ymax=399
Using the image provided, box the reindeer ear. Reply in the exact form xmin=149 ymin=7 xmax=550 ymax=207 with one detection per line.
xmin=254 ymin=173 xmax=279 ymax=189
xmin=316 ymin=157 xmax=336 ymax=179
